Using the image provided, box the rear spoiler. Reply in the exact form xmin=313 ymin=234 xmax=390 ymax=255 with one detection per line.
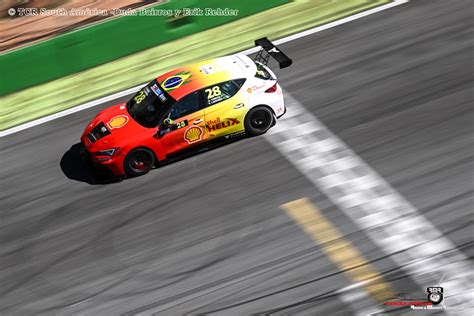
xmin=254 ymin=37 xmax=292 ymax=69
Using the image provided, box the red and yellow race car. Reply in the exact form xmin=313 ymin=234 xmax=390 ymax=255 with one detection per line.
xmin=80 ymin=38 xmax=291 ymax=177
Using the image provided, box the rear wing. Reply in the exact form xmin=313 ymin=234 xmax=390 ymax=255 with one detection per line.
xmin=254 ymin=37 xmax=292 ymax=69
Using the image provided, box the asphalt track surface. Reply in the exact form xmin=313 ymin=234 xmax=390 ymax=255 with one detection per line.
xmin=1 ymin=0 xmax=473 ymax=314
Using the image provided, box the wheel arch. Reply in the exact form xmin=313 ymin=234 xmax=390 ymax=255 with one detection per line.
xmin=245 ymin=104 xmax=277 ymax=128
xmin=248 ymin=103 xmax=276 ymax=115
xmin=245 ymin=104 xmax=276 ymax=122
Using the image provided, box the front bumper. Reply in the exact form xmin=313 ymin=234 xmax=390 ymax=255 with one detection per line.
xmin=79 ymin=141 xmax=124 ymax=177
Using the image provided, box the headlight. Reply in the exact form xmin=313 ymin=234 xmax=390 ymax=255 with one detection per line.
xmin=97 ymin=148 xmax=117 ymax=156
xmin=92 ymin=148 xmax=118 ymax=162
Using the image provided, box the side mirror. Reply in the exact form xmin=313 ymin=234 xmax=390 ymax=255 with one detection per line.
xmin=163 ymin=117 xmax=174 ymax=127
xmin=154 ymin=118 xmax=174 ymax=139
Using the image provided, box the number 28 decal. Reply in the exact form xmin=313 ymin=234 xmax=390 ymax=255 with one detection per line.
xmin=205 ymin=86 xmax=221 ymax=99
xmin=175 ymin=121 xmax=187 ymax=129
xmin=170 ymin=120 xmax=188 ymax=131
xmin=134 ymin=90 xmax=146 ymax=104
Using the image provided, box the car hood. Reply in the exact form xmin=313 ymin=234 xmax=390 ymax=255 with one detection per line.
xmin=81 ymin=103 xmax=153 ymax=151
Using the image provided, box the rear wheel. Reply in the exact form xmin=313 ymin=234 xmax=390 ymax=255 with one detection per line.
xmin=124 ymin=148 xmax=155 ymax=177
xmin=244 ymin=106 xmax=275 ymax=136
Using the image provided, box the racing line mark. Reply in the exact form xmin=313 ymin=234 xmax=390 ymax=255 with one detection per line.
xmin=282 ymin=198 xmax=394 ymax=315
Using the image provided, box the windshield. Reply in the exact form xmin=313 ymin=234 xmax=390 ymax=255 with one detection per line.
xmin=126 ymin=80 xmax=175 ymax=128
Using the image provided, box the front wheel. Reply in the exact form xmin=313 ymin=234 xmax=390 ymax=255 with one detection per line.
xmin=124 ymin=148 xmax=155 ymax=177
xmin=244 ymin=106 xmax=275 ymax=136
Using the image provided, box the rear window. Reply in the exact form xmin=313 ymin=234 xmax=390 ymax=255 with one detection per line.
xmin=255 ymin=62 xmax=273 ymax=80
xmin=233 ymin=78 xmax=246 ymax=88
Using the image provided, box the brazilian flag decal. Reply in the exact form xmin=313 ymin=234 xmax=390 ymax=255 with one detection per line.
xmin=161 ymin=71 xmax=193 ymax=91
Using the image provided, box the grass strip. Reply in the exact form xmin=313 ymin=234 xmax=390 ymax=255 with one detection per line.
xmin=0 ymin=0 xmax=390 ymax=131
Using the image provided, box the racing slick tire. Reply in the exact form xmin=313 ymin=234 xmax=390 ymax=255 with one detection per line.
xmin=124 ymin=148 xmax=155 ymax=177
xmin=244 ymin=106 xmax=275 ymax=136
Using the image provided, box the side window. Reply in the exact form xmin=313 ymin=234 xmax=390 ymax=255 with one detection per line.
xmin=233 ymin=78 xmax=246 ymax=89
xmin=167 ymin=91 xmax=201 ymax=120
xmin=203 ymin=79 xmax=246 ymax=107
xmin=254 ymin=63 xmax=273 ymax=80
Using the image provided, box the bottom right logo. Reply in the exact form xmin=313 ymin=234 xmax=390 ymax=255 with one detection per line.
xmin=383 ymin=285 xmax=470 ymax=311
xmin=427 ymin=286 xmax=443 ymax=305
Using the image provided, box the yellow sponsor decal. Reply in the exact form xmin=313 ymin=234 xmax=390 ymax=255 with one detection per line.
xmin=184 ymin=126 xmax=203 ymax=144
xmin=107 ymin=115 xmax=129 ymax=129
xmin=206 ymin=117 xmax=240 ymax=132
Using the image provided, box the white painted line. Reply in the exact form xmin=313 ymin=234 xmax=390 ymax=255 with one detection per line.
xmin=0 ymin=84 xmax=145 ymax=137
xmin=0 ymin=0 xmax=409 ymax=138
xmin=265 ymin=93 xmax=474 ymax=315
xmin=338 ymin=283 xmax=384 ymax=316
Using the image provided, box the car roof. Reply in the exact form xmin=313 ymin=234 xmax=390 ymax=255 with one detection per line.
xmin=156 ymin=54 xmax=256 ymax=100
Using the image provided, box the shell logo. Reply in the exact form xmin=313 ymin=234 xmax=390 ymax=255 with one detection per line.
xmin=184 ymin=126 xmax=203 ymax=144
xmin=107 ymin=115 xmax=129 ymax=129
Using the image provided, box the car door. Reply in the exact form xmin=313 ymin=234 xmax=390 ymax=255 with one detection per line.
xmin=157 ymin=90 xmax=207 ymax=156
xmin=202 ymin=79 xmax=247 ymax=140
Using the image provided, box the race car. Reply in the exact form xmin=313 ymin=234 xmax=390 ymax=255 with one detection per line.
xmin=80 ymin=37 xmax=291 ymax=177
